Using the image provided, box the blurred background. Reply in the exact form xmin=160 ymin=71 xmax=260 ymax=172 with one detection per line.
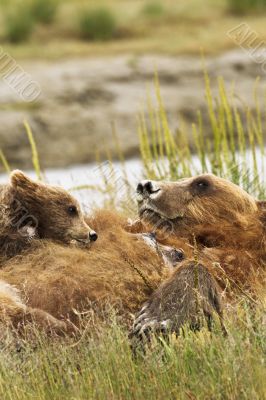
xmin=0 ymin=0 xmax=266 ymax=205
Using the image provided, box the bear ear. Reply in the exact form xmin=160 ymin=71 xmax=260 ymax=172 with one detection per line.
xmin=256 ymin=200 xmax=266 ymax=225
xmin=256 ymin=200 xmax=266 ymax=210
xmin=10 ymin=170 xmax=39 ymax=192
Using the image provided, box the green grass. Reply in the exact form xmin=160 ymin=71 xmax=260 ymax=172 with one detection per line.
xmin=137 ymin=73 xmax=266 ymax=200
xmin=24 ymin=119 xmax=42 ymax=180
xmin=2 ymin=0 xmax=58 ymax=43
xmin=0 ymin=0 xmax=266 ymax=59
xmin=4 ymin=2 xmax=35 ymax=43
xmin=141 ymin=1 xmax=165 ymax=18
xmin=30 ymin=0 xmax=59 ymax=24
xmin=78 ymin=7 xmax=118 ymax=41
xmin=1 ymin=70 xmax=266 ymax=203
xmin=74 ymin=69 xmax=266 ymax=212
xmin=228 ymin=0 xmax=266 ymax=14
xmin=0 ymin=304 xmax=265 ymax=400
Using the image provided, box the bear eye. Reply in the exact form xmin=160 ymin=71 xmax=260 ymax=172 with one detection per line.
xmin=191 ymin=178 xmax=211 ymax=194
xmin=68 ymin=205 xmax=78 ymax=215
xmin=196 ymin=180 xmax=209 ymax=189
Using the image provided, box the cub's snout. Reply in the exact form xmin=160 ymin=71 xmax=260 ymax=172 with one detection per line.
xmin=89 ymin=231 xmax=98 ymax=242
xmin=71 ymin=228 xmax=98 ymax=244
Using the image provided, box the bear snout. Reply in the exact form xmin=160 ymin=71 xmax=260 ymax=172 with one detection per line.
xmin=89 ymin=231 xmax=98 ymax=242
xmin=136 ymin=180 xmax=161 ymax=202
xmin=70 ymin=229 xmax=98 ymax=244
xmin=80 ymin=230 xmax=98 ymax=243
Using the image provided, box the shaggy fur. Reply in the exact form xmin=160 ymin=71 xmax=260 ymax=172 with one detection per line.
xmin=130 ymin=263 xmax=224 ymax=343
xmin=134 ymin=174 xmax=266 ymax=290
xmin=130 ymin=174 xmax=266 ymax=340
xmin=0 ymin=170 xmax=96 ymax=261
xmin=0 ymin=280 xmax=75 ymax=334
xmin=0 ymin=170 xmax=98 ymax=332
xmin=0 ymin=209 xmax=173 ymax=327
xmin=0 ymin=171 xmax=185 ymax=332
xmin=1 ymin=172 xmax=265 ymax=336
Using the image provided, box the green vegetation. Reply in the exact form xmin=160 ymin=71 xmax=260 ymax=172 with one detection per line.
xmin=0 ymin=0 xmax=265 ymax=397
xmin=30 ymin=0 xmax=58 ymax=24
xmin=4 ymin=4 xmax=35 ymax=43
xmin=137 ymin=74 xmax=266 ymax=199
xmin=228 ymin=0 xmax=266 ymax=14
xmin=1 ymin=72 xmax=265 ymax=203
xmin=82 ymin=73 xmax=265 ymax=206
xmin=78 ymin=7 xmax=117 ymax=41
xmin=0 ymin=150 xmax=10 ymax=174
xmin=0 ymin=0 xmax=266 ymax=59
xmin=141 ymin=1 xmax=165 ymax=18
xmin=24 ymin=120 xmax=42 ymax=180
xmin=2 ymin=0 xmax=58 ymax=43
xmin=0 ymin=304 xmax=264 ymax=400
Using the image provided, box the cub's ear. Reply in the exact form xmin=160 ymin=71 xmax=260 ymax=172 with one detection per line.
xmin=10 ymin=170 xmax=39 ymax=192
xmin=256 ymin=200 xmax=266 ymax=210
xmin=256 ymin=200 xmax=266 ymax=225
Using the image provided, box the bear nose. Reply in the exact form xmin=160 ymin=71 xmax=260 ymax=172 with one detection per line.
xmin=136 ymin=180 xmax=161 ymax=197
xmin=89 ymin=231 xmax=98 ymax=242
xmin=136 ymin=180 xmax=153 ymax=195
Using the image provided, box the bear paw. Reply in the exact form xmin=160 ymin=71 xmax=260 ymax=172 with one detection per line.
xmin=130 ymin=303 xmax=172 ymax=340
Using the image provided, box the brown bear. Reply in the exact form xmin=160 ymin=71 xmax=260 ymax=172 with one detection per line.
xmin=0 ymin=280 xmax=76 ymax=334
xmin=130 ymin=174 xmax=266 ymax=340
xmin=0 ymin=170 xmax=100 ymax=333
xmin=0 ymin=170 xmax=98 ymax=260
xmin=1 ymin=171 xmax=264 ymax=338
xmin=0 ymin=211 xmax=181 ymax=326
xmin=0 ymin=171 xmax=181 ymax=331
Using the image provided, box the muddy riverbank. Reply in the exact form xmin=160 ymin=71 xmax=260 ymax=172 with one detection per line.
xmin=0 ymin=50 xmax=265 ymax=170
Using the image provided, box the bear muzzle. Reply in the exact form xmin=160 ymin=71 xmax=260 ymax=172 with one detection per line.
xmin=136 ymin=180 xmax=161 ymax=202
xmin=71 ymin=230 xmax=98 ymax=244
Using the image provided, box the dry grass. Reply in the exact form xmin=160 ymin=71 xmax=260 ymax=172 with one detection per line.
xmin=0 ymin=303 xmax=265 ymax=400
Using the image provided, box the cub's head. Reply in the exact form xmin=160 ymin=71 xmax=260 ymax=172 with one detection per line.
xmin=9 ymin=170 xmax=98 ymax=245
xmin=136 ymin=174 xmax=262 ymax=247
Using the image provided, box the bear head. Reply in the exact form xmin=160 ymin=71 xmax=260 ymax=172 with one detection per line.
xmin=136 ymin=174 xmax=265 ymax=248
xmin=8 ymin=170 xmax=98 ymax=245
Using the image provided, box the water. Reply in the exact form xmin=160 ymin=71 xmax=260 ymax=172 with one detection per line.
xmin=1 ymin=148 xmax=266 ymax=211
xmin=0 ymin=158 xmax=144 ymax=211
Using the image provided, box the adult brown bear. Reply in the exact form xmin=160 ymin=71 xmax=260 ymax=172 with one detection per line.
xmin=130 ymin=174 xmax=266 ymax=339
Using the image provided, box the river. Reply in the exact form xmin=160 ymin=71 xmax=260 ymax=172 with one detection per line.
xmin=1 ymin=147 xmax=266 ymax=212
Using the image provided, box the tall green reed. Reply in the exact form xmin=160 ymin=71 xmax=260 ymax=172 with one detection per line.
xmin=139 ymin=72 xmax=266 ymax=199
xmin=0 ymin=73 xmax=265 ymax=202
